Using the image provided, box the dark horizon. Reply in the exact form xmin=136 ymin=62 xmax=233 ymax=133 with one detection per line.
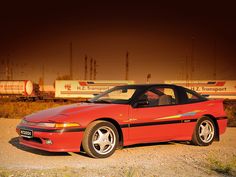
xmin=0 ymin=1 xmax=236 ymax=84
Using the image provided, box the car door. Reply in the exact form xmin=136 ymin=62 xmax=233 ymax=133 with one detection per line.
xmin=128 ymin=86 xmax=185 ymax=144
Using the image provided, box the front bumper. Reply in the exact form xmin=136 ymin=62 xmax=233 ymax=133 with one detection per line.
xmin=16 ymin=126 xmax=84 ymax=152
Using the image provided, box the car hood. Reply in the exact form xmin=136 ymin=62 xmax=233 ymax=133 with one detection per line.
xmin=24 ymin=103 xmax=116 ymax=123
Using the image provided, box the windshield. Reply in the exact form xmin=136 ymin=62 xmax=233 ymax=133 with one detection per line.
xmin=89 ymin=86 xmax=137 ymax=104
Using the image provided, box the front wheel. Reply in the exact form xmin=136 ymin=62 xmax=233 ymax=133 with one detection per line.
xmin=192 ymin=116 xmax=216 ymax=146
xmin=82 ymin=120 xmax=119 ymax=158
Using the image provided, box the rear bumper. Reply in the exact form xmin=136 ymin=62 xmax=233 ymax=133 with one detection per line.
xmin=16 ymin=126 xmax=84 ymax=152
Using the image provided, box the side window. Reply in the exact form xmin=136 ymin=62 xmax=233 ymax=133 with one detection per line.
xmin=187 ymin=92 xmax=198 ymax=100
xmin=185 ymin=89 xmax=206 ymax=103
xmin=162 ymin=88 xmax=176 ymax=100
xmin=157 ymin=87 xmax=176 ymax=105
xmin=138 ymin=87 xmax=176 ymax=107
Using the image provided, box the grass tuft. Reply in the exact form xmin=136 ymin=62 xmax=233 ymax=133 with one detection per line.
xmin=125 ymin=168 xmax=138 ymax=177
xmin=208 ymin=154 xmax=236 ymax=176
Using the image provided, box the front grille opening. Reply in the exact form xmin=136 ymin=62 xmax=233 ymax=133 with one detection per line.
xmin=23 ymin=137 xmax=42 ymax=144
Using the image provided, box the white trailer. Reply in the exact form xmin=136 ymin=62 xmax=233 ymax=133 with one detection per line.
xmin=165 ymin=80 xmax=236 ymax=99
xmin=55 ymin=80 xmax=135 ymax=98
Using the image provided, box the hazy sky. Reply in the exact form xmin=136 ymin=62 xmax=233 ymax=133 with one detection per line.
xmin=0 ymin=1 xmax=235 ymax=84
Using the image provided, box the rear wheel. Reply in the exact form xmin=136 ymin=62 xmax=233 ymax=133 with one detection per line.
xmin=82 ymin=120 xmax=119 ymax=158
xmin=192 ymin=116 xmax=216 ymax=146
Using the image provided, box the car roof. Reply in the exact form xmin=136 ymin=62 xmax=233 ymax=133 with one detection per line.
xmin=120 ymin=84 xmax=181 ymax=88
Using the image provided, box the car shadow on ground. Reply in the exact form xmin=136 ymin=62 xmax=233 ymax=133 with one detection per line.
xmin=8 ymin=137 xmax=74 ymax=156
xmin=122 ymin=140 xmax=191 ymax=149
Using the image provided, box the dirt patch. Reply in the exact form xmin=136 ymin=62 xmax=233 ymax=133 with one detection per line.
xmin=0 ymin=118 xmax=236 ymax=177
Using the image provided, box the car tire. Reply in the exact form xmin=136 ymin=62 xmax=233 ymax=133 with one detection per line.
xmin=192 ymin=116 xmax=216 ymax=146
xmin=82 ymin=120 xmax=119 ymax=158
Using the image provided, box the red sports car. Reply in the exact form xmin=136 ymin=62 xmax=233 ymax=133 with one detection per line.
xmin=16 ymin=84 xmax=227 ymax=158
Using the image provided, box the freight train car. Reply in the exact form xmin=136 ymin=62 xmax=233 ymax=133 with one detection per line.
xmin=165 ymin=80 xmax=236 ymax=100
xmin=0 ymin=80 xmax=40 ymax=100
xmin=39 ymin=84 xmax=55 ymax=100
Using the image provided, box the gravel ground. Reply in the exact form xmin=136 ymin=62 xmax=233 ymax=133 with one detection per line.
xmin=0 ymin=118 xmax=235 ymax=177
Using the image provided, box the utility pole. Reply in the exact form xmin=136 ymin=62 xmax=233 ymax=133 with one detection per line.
xmin=93 ymin=59 xmax=97 ymax=80
xmin=69 ymin=42 xmax=73 ymax=80
xmin=190 ymin=36 xmax=195 ymax=81
xmin=90 ymin=58 xmax=93 ymax=80
xmin=6 ymin=55 xmax=11 ymax=80
xmin=10 ymin=65 xmax=13 ymax=80
xmin=84 ymin=55 xmax=88 ymax=80
xmin=213 ymin=41 xmax=217 ymax=80
xmin=146 ymin=73 xmax=151 ymax=84
xmin=125 ymin=52 xmax=129 ymax=80
xmin=186 ymin=56 xmax=189 ymax=87
xmin=42 ymin=64 xmax=45 ymax=92
xmin=0 ymin=59 xmax=4 ymax=79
